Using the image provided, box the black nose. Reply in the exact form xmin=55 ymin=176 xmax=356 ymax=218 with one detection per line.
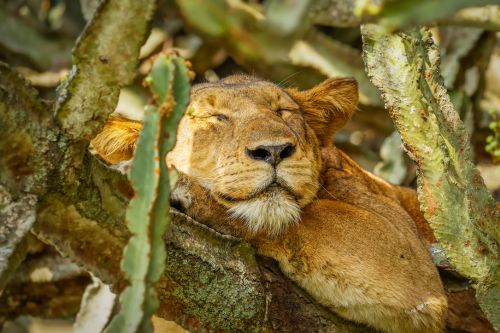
xmin=246 ymin=143 xmax=296 ymax=165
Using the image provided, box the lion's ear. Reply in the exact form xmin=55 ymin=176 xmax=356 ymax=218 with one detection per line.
xmin=287 ymin=78 xmax=358 ymax=146
xmin=91 ymin=116 xmax=143 ymax=164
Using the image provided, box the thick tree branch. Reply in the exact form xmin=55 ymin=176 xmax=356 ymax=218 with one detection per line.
xmin=53 ymin=0 xmax=157 ymax=200
xmin=0 ymin=62 xmax=55 ymax=197
xmin=0 ymin=190 xmax=36 ymax=291
xmin=0 ymin=0 xmax=154 ymax=301
xmin=55 ymin=0 xmax=156 ymax=142
xmin=0 ymin=61 xmax=58 ymax=290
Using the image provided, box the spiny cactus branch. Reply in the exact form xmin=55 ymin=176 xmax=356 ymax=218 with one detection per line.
xmin=361 ymin=24 xmax=500 ymax=329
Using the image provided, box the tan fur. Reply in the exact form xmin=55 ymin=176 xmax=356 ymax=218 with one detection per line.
xmin=92 ymin=75 xmax=447 ymax=333
xmin=91 ymin=116 xmax=142 ymax=164
xmin=287 ymin=77 xmax=359 ymax=146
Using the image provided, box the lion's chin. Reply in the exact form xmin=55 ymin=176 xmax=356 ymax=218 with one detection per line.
xmin=228 ymin=190 xmax=301 ymax=237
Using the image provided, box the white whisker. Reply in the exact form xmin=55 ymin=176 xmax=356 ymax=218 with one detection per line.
xmin=318 ymin=183 xmax=338 ymax=201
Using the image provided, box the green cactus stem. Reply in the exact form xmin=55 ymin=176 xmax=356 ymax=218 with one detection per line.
xmin=104 ymin=54 xmax=190 ymax=333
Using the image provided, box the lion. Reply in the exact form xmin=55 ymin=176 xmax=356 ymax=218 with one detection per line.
xmin=91 ymin=75 xmax=447 ymax=333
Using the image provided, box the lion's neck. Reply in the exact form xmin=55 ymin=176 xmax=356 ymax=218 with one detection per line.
xmin=318 ymin=146 xmax=420 ymax=236
xmin=319 ymin=146 xmax=399 ymax=202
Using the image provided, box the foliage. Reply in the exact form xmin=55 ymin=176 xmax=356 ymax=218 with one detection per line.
xmin=486 ymin=110 xmax=500 ymax=163
xmin=356 ymin=0 xmax=500 ymax=32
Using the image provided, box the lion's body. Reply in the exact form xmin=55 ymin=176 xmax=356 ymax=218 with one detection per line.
xmin=256 ymin=149 xmax=446 ymax=333
xmin=92 ymin=75 xmax=447 ymax=332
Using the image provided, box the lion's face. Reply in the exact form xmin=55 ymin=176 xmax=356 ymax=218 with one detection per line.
xmin=91 ymin=75 xmax=358 ymax=236
xmin=168 ymin=76 xmax=358 ymax=236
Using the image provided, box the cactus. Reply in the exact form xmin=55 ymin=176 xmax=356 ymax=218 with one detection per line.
xmin=362 ymin=24 xmax=500 ymax=330
xmin=103 ymin=54 xmax=190 ymax=333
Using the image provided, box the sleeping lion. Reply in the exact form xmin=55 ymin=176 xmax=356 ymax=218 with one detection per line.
xmin=92 ymin=75 xmax=447 ymax=333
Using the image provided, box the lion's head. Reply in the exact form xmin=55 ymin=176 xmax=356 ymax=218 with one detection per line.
xmin=92 ymin=75 xmax=358 ymax=236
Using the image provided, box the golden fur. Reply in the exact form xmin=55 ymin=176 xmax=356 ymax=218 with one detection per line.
xmin=91 ymin=116 xmax=142 ymax=164
xmin=92 ymin=75 xmax=447 ymax=333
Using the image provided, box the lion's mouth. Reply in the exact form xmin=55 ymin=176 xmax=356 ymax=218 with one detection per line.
xmin=226 ymin=180 xmax=302 ymax=236
xmin=215 ymin=178 xmax=300 ymax=203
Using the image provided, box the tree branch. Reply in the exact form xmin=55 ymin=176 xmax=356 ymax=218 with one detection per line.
xmin=0 ymin=61 xmax=58 ymax=290
xmin=55 ymin=0 xmax=156 ymax=142
xmin=0 ymin=0 xmax=155 ymax=301
xmin=52 ymin=0 xmax=157 ymax=199
xmin=0 ymin=190 xmax=37 ymax=291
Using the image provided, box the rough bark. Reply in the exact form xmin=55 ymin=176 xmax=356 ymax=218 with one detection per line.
xmin=0 ymin=0 xmax=157 ymax=290
xmin=0 ymin=189 xmax=37 ymax=291
xmin=36 ymin=196 xmax=373 ymax=332
xmin=361 ymin=24 xmax=500 ymax=330
xmin=0 ymin=60 xmax=55 ymax=290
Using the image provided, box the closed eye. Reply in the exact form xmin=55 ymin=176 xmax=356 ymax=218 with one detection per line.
xmin=190 ymin=114 xmax=228 ymax=121
xmin=276 ymin=108 xmax=295 ymax=117
xmin=215 ymin=114 xmax=228 ymax=121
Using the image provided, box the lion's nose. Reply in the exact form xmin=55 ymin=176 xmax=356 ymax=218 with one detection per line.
xmin=246 ymin=143 xmax=296 ymax=166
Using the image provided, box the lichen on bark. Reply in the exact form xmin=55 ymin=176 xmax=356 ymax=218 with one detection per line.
xmin=55 ymin=0 xmax=156 ymax=142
